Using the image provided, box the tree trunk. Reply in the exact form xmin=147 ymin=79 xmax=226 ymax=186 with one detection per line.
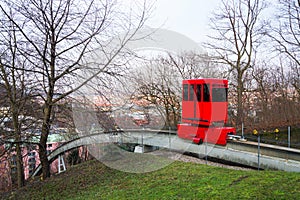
xmin=39 ymin=105 xmax=52 ymax=179
xmin=39 ymin=142 xmax=50 ymax=179
xmin=236 ymin=71 xmax=244 ymax=126
xmin=15 ymin=143 xmax=25 ymax=188
xmin=12 ymin=110 xmax=25 ymax=188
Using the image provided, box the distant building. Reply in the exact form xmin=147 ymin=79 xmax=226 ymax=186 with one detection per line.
xmin=0 ymin=133 xmax=65 ymax=192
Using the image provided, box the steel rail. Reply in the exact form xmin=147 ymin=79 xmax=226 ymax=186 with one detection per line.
xmin=227 ymin=140 xmax=300 ymax=162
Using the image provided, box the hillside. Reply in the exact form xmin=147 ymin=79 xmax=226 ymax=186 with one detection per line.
xmin=2 ymin=156 xmax=300 ymax=200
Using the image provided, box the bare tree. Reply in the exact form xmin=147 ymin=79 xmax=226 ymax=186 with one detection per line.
xmin=0 ymin=0 xmax=152 ymax=179
xmin=135 ymin=83 xmax=180 ymax=129
xmin=166 ymin=52 xmax=224 ymax=80
xmin=269 ymin=0 xmax=300 ymax=98
xmin=0 ymin=17 xmax=39 ymax=187
xmin=270 ymin=59 xmax=300 ymax=126
xmin=244 ymin=57 xmax=300 ymax=130
xmin=128 ymin=51 xmax=222 ymax=129
xmin=205 ymin=0 xmax=267 ymax=126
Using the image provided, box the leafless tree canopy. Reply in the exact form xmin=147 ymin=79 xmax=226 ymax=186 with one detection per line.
xmin=0 ymin=0 xmax=153 ymax=180
xmin=205 ymin=0 xmax=267 ymax=126
xmin=0 ymin=12 xmax=43 ymax=188
xmin=126 ymin=51 xmax=224 ymax=129
xmin=269 ymin=0 xmax=300 ymax=97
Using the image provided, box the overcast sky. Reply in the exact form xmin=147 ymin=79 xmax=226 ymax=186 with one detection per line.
xmin=147 ymin=0 xmax=220 ymax=44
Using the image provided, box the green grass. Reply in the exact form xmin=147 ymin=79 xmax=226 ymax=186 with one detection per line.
xmin=2 ymin=155 xmax=300 ymax=200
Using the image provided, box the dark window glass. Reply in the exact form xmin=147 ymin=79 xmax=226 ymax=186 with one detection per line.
xmin=183 ymin=84 xmax=188 ymax=101
xmin=204 ymin=84 xmax=210 ymax=102
xmin=212 ymin=87 xmax=228 ymax=102
xmin=11 ymin=167 xmax=17 ymax=173
xmin=189 ymin=85 xmax=194 ymax=101
xmin=11 ymin=155 xmax=17 ymax=166
xmin=197 ymin=84 xmax=202 ymax=101
xmin=28 ymin=152 xmax=36 ymax=157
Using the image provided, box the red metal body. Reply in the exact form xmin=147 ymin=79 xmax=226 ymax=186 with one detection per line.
xmin=177 ymin=79 xmax=236 ymax=145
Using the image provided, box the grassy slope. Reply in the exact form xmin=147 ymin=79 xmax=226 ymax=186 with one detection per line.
xmin=2 ymin=158 xmax=300 ymax=200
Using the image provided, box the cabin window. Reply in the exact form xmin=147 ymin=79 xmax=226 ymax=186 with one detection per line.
xmin=196 ymin=84 xmax=202 ymax=101
xmin=204 ymin=84 xmax=210 ymax=102
xmin=212 ymin=87 xmax=228 ymax=102
xmin=183 ymin=84 xmax=188 ymax=101
xmin=189 ymin=85 xmax=194 ymax=101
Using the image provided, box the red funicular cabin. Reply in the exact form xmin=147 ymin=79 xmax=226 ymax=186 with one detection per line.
xmin=177 ymin=79 xmax=236 ymax=145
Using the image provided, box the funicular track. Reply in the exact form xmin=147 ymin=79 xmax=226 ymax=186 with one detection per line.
xmin=32 ymin=129 xmax=300 ymax=177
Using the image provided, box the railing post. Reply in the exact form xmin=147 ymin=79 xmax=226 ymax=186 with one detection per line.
xmin=169 ymin=127 xmax=171 ymax=149
xmin=253 ymin=129 xmax=260 ymax=171
xmin=241 ymin=122 xmax=244 ymax=139
xmin=257 ymin=134 xmax=260 ymax=171
xmin=141 ymin=125 xmax=144 ymax=153
xmin=205 ymin=135 xmax=208 ymax=165
xmin=288 ymin=126 xmax=291 ymax=148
